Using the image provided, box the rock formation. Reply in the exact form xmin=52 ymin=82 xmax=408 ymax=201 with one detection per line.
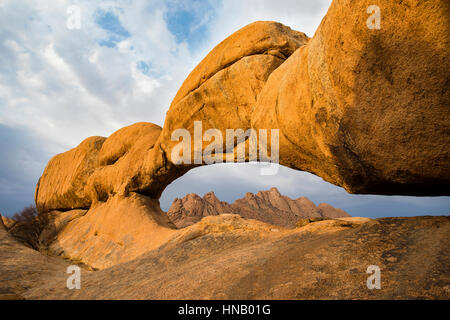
xmin=43 ymin=194 xmax=176 ymax=270
xmin=1 ymin=215 xmax=16 ymax=230
xmin=0 ymin=215 xmax=70 ymax=300
xmin=36 ymin=1 xmax=450 ymax=215
xmin=167 ymin=188 xmax=350 ymax=228
xmin=1 ymin=1 xmax=449 ymax=300
xmin=28 ymin=0 xmax=450 ymax=269
xmin=317 ymin=203 xmax=351 ymax=219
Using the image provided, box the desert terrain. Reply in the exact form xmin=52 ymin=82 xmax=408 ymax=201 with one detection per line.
xmin=1 ymin=212 xmax=449 ymax=299
xmin=0 ymin=0 xmax=449 ymax=300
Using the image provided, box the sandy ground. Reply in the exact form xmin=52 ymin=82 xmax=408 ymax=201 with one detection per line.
xmin=1 ymin=215 xmax=449 ymax=300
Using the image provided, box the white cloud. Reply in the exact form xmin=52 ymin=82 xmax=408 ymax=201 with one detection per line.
xmin=0 ymin=0 xmax=204 ymax=214
xmin=0 ymin=0 xmax=201 ymax=152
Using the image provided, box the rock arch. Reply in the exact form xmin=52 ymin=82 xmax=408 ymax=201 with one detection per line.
xmin=32 ymin=1 xmax=449 ymax=269
xmin=36 ymin=1 xmax=450 ymax=214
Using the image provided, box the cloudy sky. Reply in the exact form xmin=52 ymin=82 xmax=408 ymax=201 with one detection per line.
xmin=0 ymin=0 xmax=448 ymax=218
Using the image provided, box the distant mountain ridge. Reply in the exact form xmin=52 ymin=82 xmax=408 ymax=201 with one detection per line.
xmin=167 ymin=187 xmax=350 ymax=228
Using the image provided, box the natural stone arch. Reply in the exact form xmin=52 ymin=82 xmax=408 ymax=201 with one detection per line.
xmin=32 ymin=0 xmax=450 ymax=270
xmin=36 ymin=2 xmax=450 ymax=213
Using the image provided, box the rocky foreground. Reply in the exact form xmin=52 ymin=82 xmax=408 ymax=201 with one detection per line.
xmin=1 ymin=214 xmax=449 ymax=300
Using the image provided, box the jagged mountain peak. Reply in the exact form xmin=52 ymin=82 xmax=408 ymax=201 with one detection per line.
xmin=167 ymin=189 xmax=350 ymax=229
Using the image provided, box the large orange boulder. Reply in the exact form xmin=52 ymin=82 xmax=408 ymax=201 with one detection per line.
xmin=170 ymin=21 xmax=309 ymax=106
xmin=253 ymin=0 xmax=450 ymax=195
xmin=46 ymin=193 xmax=176 ymax=270
xmin=35 ymin=136 xmax=106 ymax=213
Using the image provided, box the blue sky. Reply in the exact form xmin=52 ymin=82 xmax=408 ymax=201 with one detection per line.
xmin=0 ymin=0 xmax=448 ymax=218
xmin=164 ymin=0 xmax=217 ymax=50
xmin=96 ymin=10 xmax=131 ymax=48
